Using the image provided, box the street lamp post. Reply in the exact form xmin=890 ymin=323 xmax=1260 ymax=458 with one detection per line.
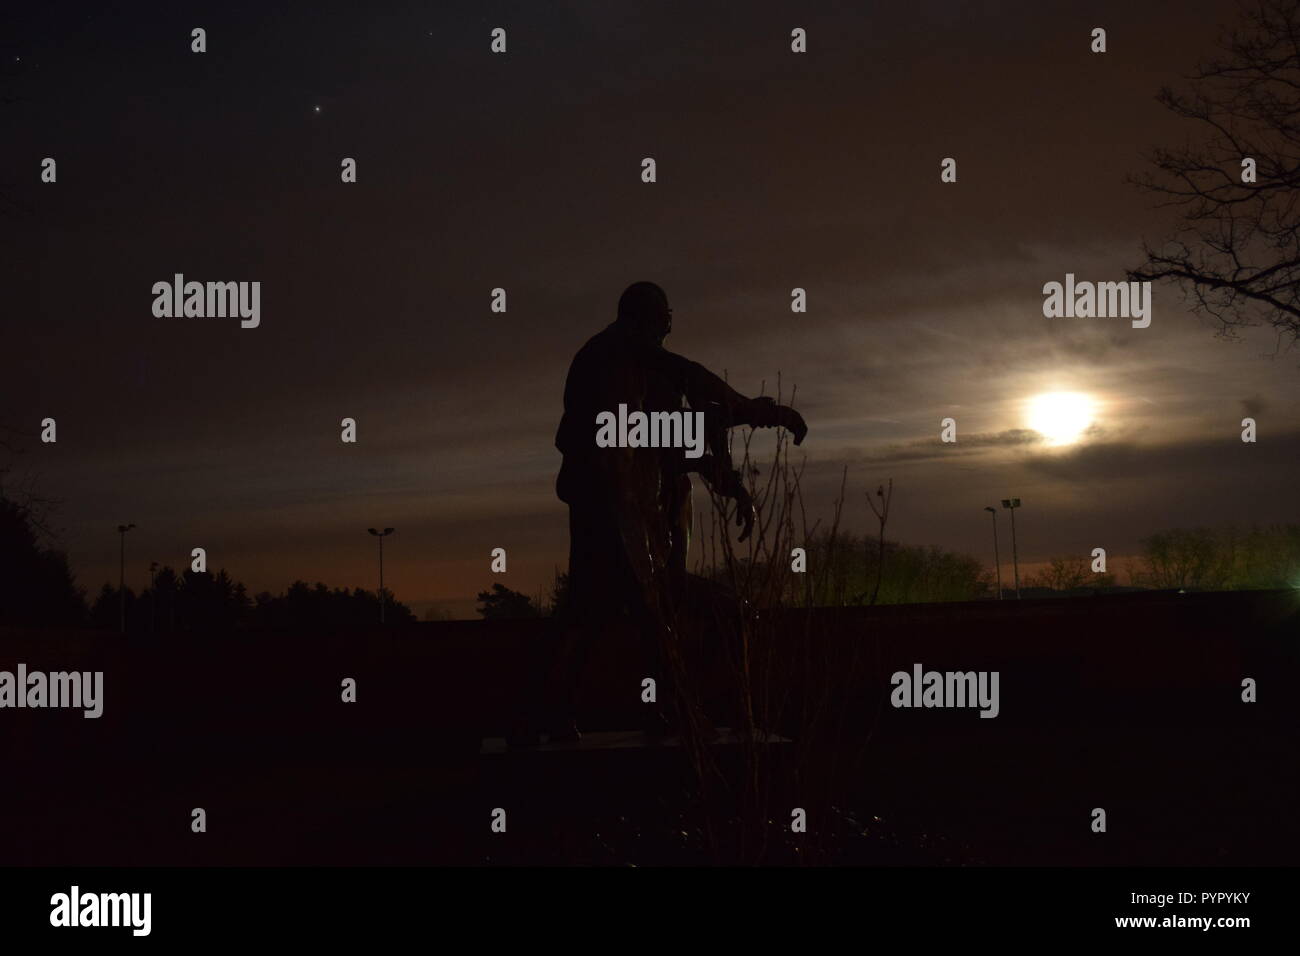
xmin=983 ymin=506 xmax=1003 ymax=600
xmin=116 ymin=523 xmax=135 ymax=633
xmin=1000 ymin=498 xmax=1022 ymax=599
xmin=367 ymin=528 xmax=395 ymax=624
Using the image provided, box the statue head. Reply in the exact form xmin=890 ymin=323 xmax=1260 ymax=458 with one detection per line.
xmin=616 ymin=281 xmax=672 ymax=345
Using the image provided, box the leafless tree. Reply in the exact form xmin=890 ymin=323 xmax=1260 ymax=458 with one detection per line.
xmin=1130 ymin=0 xmax=1300 ymax=349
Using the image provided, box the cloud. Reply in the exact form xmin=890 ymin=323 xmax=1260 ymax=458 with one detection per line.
xmin=1022 ymin=430 xmax=1300 ymax=484
xmin=851 ymin=428 xmax=1046 ymax=465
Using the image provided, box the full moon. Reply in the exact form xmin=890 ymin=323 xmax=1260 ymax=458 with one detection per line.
xmin=1026 ymin=391 xmax=1095 ymax=445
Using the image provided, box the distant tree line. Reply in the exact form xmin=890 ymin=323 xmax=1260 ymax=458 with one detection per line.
xmin=473 ymin=572 xmax=568 ymax=620
xmin=88 ymin=572 xmax=416 ymax=634
xmin=1023 ymin=556 xmax=1118 ymax=594
xmin=1128 ymin=525 xmax=1300 ymax=591
xmin=792 ymin=532 xmax=987 ymax=606
xmin=0 ymin=486 xmax=416 ymax=632
xmin=1023 ymin=525 xmax=1300 ymax=594
xmin=471 ymin=524 xmax=1300 ymax=617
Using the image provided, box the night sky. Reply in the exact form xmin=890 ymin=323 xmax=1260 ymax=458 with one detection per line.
xmin=4 ymin=0 xmax=1297 ymax=618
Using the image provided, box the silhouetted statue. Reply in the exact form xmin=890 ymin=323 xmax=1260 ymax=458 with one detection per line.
xmin=528 ymin=281 xmax=806 ymax=743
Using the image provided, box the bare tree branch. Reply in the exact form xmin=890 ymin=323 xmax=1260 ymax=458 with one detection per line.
xmin=1131 ymin=0 xmax=1300 ymax=349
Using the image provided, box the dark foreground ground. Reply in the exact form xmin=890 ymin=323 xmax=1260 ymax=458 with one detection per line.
xmin=2 ymin=589 xmax=1297 ymax=865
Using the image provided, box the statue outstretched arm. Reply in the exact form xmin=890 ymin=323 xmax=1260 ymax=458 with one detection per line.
xmin=645 ymin=348 xmax=808 ymax=445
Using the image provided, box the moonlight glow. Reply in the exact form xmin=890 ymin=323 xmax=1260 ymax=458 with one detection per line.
xmin=1027 ymin=391 xmax=1095 ymax=446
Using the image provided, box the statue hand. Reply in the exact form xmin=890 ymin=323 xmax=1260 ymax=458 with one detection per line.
xmin=749 ymin=397 xmax=807 ymax=445
xmin=779 ymin=406 xmax=808 ymax=445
